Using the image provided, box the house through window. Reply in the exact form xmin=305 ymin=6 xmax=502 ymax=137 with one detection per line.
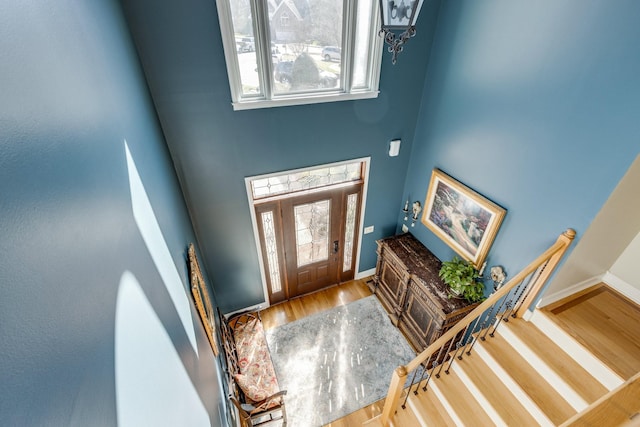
xmin=216 ymin=0 xmax=382 ymax=110
xmin=280 ymin=11 xmax=289 ymax=27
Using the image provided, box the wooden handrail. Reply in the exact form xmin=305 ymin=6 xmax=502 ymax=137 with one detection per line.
xmin=378 ymin=229 xmax=576 ymax=426
xmin=559 ymin=371 xmax=640 ymax=426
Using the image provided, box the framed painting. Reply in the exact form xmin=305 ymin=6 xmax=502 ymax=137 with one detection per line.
xmin=421 ymin=169 xmax=506 ymax=268
xmin=188 ymin=243 xmax=219 ymax=356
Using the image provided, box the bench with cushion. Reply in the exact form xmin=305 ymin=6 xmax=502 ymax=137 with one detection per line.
xmin=219 ymin=310 xmax=287 ymax=427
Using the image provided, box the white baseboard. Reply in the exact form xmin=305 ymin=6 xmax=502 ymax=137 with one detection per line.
xmin=223 ymin=302 xmax=268 ymax=318
xmin=356 ymin=268 xmax=376 ymax=280
xmin=224 ymin=269 xmax=378 ymax=317
xmin=538 ymin=275 xmax=603 ymax=308
xmin=603 ymin=271 xmax=640 ymax=305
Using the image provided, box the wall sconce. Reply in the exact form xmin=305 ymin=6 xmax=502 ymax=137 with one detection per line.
xmin=489 ymin=266 xmax=507 ymax=291
xmin=402 ymin=199 xmax=409 ymax=220
xmin=379 ymin=0 xmax=425 ymax=64
xmin=401 ymin=199 xmax=421 ymax=226
xmin=411 ymin=201 xmax=421 ymax=227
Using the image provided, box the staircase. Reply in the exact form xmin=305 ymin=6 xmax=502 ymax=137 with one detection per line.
xmin=364 ymin=229 xmax=640 ymax=426
xmin=383 ymin=308 xmax=624 ymax=426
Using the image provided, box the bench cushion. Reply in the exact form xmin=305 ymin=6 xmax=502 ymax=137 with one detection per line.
xmin=233 ymin=317 xmax=280 ymax=402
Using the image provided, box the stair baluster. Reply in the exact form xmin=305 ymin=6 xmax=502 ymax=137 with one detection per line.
xmin=374 ymin=229 xmax=576 ymax=427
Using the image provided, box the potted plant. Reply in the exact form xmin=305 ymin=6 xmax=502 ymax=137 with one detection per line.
xmin=439 ymin=256 xmax=485 ymax=303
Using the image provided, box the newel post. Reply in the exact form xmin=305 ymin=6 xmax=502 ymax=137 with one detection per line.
xmin=516 ymin=228 xmax=576 ymax=318
xmin=379 ymin=365 xmax=408 ymax=427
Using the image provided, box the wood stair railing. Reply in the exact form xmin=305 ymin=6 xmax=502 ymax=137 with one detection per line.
xmin=372 ymin=228 xmax=577 ymax=427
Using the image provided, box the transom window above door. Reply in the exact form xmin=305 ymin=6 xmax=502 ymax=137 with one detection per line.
xmin=215 ymin=0 xmax=383 ymax=110
xmin=250 ymin=161 xmax=363 ymax=199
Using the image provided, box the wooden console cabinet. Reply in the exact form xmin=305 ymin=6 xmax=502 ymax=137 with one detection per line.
xmin=371 ymin=233 xmax=477 ymax=352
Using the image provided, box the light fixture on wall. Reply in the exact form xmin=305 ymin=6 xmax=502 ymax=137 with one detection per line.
xmin=401 ymin=199 xmax=421 ymax=226
xmin=411 ymin=200 xmax=422 ymax=226
xmin=402 ymin=199 xmax=410 ymax=220
xmin=489 ymin=265 xmax=507 ymax=292
xmin=379 ymin=0 xmax=424 ymax=64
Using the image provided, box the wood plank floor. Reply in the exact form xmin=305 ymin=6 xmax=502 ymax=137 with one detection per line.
xmin=259 ymin=277 xmax=387 ymax=426
xmin=260 ymin=277 xmax=373 ymax=330
xmin=543 ymin=283 xmax=640 ymax=380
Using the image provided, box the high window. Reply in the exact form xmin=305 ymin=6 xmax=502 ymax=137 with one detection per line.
xmin=216 ymin=0 xmax=382 ymax=110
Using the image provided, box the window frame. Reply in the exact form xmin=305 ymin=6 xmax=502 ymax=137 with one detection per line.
xmin=216 ymin=0 xmax=384 ymax=111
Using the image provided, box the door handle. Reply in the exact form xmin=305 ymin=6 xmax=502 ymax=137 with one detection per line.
xmin=333 ymin=240 xmax=339 ymax=254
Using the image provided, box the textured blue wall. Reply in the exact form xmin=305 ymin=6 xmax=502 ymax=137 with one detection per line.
xmin=403 ymin=1 xmax=640 ymax=282
xmin=121 ymin=0 xmax=442 ymax=312
xmin=0 ymin=2 xmax=225 ymax=425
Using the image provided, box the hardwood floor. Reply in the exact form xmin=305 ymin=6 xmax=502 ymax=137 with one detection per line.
xmin=259 ymin=277 xmax=387 ymax=426
xmin=542 ymin=283 xmax=640 ymax=380
xmin=259 ymin=277 xmax=373 ymax=330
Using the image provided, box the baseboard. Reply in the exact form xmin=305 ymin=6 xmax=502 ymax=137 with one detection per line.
xmin=537 ymin=275 xmax=603 ymax=308
xmin=603 ymin=271 xmax=640 ymax=305
xmin=356 ymin=268 xmax=376 ymax=280
xmin=223 ymin=302 xmax=268 ymax=318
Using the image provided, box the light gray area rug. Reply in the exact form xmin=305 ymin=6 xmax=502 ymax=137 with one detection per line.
xmin=264 ymin=295 xmax=416 ymax=427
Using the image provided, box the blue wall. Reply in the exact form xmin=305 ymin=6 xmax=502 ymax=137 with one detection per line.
xmin=0 ymin=2 xmax=225 ymax=425
xmin=403 ymin=1 xmax=640 ymax=282
xmin=121 ymin=0 xmax=443 ymax=312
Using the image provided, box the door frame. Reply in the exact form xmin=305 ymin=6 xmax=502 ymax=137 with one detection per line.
xmin=245 ymin=157 xmax=371 ymax=309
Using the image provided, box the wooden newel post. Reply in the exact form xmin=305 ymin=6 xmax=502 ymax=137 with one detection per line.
xmin=516 ymin=228 xmax=576 ymax=318
xmin=380 ymin=365 xmax=408 ymax=427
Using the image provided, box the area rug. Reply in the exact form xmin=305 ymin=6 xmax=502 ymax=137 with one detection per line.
xmin=264 ymin=295 xmax=416 ymax=427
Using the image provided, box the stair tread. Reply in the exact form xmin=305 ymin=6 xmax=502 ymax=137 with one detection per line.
xmin=408 ymin=384 xmax=457 ymax=426
xmin=481 ymin=333 xmax=577 ymax=424
xmin=456 ymin=352 xmax=540 ymax=425
xmin=503 ymin=318 xmax=608 ymax=403
xmin=389 ymin=399 xmax=422 ymax=427
xmin=430 ymin=366 xmax=495 ymax=426
xmin=530 ymin=309 xmax=624 ymax=391
xmin=361 ymin=415 xmax=384 ymax=427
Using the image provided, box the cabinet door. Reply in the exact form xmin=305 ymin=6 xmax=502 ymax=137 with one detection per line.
xmin=377 ymin=259 xmax=409 ymax=315
xmin=380 ymin=261 xmax=403 ymax=300
xmin=400 ymin=289 xmax=442 ymax=351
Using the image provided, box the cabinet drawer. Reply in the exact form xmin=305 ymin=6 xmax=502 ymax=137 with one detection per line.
xmin=379 ymin=244 xmax=406 ymax=274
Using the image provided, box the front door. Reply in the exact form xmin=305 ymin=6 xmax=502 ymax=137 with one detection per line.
xmin=281 ymin=189 xmax=342 ymax=298
xmin=255 ymin=185 xmax=362 ymax=304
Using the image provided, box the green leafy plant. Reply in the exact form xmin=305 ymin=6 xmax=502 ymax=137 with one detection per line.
xmin=439 ymin=256 xmax=485 ymax=303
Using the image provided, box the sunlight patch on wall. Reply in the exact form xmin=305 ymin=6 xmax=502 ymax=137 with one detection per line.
xmin=115 ymin=271 xmax=210 ymax=426
xmin=125 ymin=141 xmax=197 ymax=353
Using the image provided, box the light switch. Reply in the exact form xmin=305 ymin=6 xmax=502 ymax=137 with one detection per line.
xmin=364 ymin=225 xmax=374 ymax=234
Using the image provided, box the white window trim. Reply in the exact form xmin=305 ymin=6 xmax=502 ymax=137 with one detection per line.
xmin=245 ymin=157 xmax=371 ymax=308
xmin=216 ymin=0 xmax=383 ymax=111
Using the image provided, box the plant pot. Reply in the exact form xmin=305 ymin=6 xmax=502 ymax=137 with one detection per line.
xmin=448 ymin=287 xmax=464 ymax=299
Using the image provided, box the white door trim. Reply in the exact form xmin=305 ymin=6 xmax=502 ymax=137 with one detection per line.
xmin=244 ymin=157 xmax=371 ymax=309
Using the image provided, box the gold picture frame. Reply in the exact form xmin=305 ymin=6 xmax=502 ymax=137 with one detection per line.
xmin=421 ymin=169 xmax=506 ymax=268
xmin=188 ymin=243 xmax=219 ymax=356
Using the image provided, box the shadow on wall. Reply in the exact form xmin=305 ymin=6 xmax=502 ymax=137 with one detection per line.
xmin=114 ymin=141 xmax=211 ymax=426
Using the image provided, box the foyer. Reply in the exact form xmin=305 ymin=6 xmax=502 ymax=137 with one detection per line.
xmin=259 ymin=278 xmax=640 ymax=426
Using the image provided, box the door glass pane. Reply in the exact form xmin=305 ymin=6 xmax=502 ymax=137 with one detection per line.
xmin=343 ymin=193 xmax=358 ymax=272
xmin=294 ymin=200 xmax=330 ymax=267
xmin=229 ymin=0 xmax=261 ymax=96
xmin=261 ymin=211 xmax=282 ymax=292
xmin=271 ymin=0 xmax=342 ymax=94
